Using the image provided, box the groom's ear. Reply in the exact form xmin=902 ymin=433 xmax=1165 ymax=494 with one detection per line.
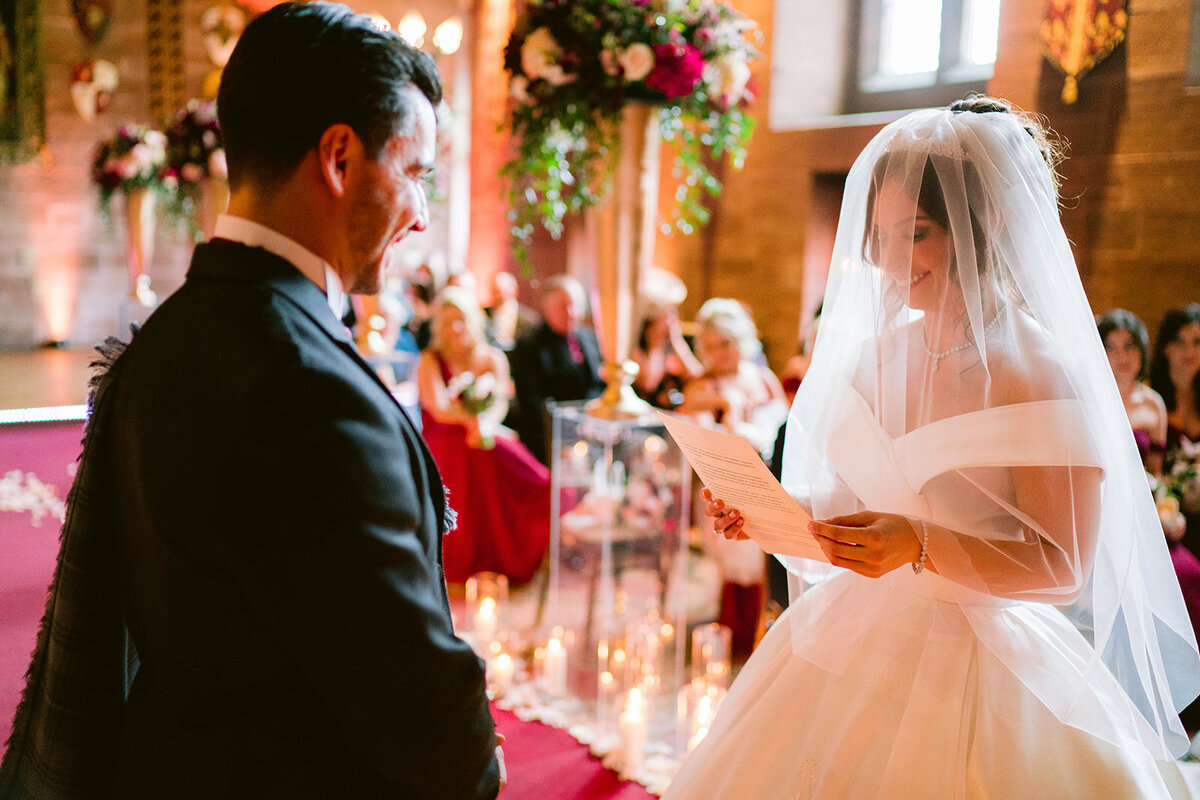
xmin=316 ymin=123 xmax=357 ymax=198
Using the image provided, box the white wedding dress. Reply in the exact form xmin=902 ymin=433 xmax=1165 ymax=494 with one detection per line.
xmin=663 ymin=390 xmax=1192 ymax=799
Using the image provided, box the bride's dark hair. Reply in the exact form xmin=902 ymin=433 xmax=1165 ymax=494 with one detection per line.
xmin=951 ymin=94 xmax=1065 ymax=191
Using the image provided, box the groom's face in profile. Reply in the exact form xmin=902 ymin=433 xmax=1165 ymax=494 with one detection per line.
xmin=342 ymin=85 xmax=437 ymax=295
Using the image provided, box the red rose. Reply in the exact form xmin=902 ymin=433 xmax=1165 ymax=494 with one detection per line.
xmin=644 ymin=43 xmax=704 ymax=100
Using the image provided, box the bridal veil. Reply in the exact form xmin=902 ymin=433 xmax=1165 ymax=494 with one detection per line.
xmin=779 ymin=101 xmax=1200 ymax=758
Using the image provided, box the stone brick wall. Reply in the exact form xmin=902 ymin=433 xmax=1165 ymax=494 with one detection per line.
xmin=0 ymin=0 xmax=202 ymax=349
xmin=0 ymin=0 xmax=461 ymax=350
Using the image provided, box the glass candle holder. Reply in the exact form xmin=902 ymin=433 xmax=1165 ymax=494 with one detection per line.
xmin=691 ymin=623 xmax=732 ymax=689
xmin=465 ymin=571 xmax=509 ymax=648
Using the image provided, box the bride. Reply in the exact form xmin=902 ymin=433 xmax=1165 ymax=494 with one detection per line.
xmin=663 ymin=97 xmax=1200 ymax=798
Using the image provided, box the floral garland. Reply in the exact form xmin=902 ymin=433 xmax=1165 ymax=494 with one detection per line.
xmin=502 ymin=0 xmax=758 ymax=264
xmin=90 ymin=123 xmax=168 ymax=210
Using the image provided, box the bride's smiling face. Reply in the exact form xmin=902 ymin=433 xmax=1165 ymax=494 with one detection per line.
xmin=870 ymin=179 xmax=956 ymax=313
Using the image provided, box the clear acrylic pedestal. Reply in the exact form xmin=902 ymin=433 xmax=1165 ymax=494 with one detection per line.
xmin=538 ymin=400 xmax=692 ymax=780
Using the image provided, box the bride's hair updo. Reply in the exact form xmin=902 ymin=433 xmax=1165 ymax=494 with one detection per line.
xmin=949 ymin=94 xmax=1065 ymax=192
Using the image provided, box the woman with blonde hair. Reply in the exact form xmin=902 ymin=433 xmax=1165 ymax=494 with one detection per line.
xmin=678 ymin=297 xmax=787 ymax=657
xmin=416 ymin=285 xmax=550 ymax=584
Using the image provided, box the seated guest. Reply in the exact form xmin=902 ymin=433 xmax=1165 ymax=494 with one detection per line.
xmin=509 ymin=275 xmax=605 ymax=463
xmin=1151 ymin=303 xmax=1200 ymax=556
xmin=1099 ymin=309 xmax=1169 ymax=474
xmin=631 ymin=268 xmax=702 ymax=410
xmin=484 ymin=270 xmax=535 ymax=351
xmin=416 ymin=286 xmax=551 ymax=584
xmin=1100 ymin=307 xmax=1200 ymax=733
xmin=678 ymin=298 xmax=787 ymax=659
xmin=678 ymin=298 xmax=787 ymax=458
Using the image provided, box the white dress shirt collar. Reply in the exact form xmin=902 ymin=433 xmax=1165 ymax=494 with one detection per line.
xmin=213 ymin=214 xmax=345 ymax=320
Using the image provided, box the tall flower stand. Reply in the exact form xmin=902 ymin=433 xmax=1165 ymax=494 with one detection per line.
xmin=122 ymin=186 xmax=158 ymax=307
xmin=584 ymin=103 xmax=661 ymax=421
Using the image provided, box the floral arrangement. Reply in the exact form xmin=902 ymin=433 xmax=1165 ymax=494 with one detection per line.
xmin=1162 ymin=439 xmax=1200 ymax=511
xmin=447 ymin=371 xmax=500 ymax=448
xmin=448 ymin=371 xmax=499 ymax=417
xmin=90 ymin=123 xmax=168 ymax=208
xmin=165 ymin=99 xmax=226 ymax=187
xmin=502 ymin=0 xmax=758 ymax=260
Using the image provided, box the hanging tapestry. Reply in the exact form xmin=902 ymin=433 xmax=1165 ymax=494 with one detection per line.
xmin=1040 ymin=0 xmax=1128 ymax=103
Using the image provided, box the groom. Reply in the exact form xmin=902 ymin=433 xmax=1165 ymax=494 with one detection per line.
xmin=0 ymin=4 xmax=501 ymax=798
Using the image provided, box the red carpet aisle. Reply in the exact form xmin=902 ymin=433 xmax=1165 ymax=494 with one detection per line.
xmin=0 ymin=421 xmax=83 ymax=745
xmin=493 ymin=707 xmax=653 ymax=800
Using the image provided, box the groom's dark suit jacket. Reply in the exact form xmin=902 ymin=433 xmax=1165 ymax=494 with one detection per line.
xmin=108 ymin=240 xmax=499 ymax=798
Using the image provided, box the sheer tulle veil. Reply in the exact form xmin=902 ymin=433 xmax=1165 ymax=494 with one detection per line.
xmin=778 ymin=102 xmax=1200 ymax=757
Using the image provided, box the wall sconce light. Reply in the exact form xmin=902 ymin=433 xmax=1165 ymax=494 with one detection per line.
xmin=397 ymin=11 xmax=426 ymax=48
xmin=432 ymin=17 xmax=463 ymax=55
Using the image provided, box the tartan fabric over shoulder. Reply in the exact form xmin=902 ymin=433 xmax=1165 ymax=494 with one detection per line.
xmin=0 ymin=337 xmax=133 ymax=799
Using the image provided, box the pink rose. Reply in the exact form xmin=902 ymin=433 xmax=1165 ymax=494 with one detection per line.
xmin=180 ymin=163 xmax=203 ymax=183
xmin=644 ymin=44 xmax=704 ymax=100
xmin=617 ymin=43 xmax=655 ymax=82
xmin=208 ymin=149 xmax=228 ymax=179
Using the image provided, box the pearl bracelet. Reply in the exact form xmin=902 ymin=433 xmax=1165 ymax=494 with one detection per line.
xmin=912 ymin=520 xmax=929 ymax=575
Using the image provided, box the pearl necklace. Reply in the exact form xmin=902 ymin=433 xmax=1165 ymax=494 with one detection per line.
xmin=922 ymin=311 xmax=1002 ymax=372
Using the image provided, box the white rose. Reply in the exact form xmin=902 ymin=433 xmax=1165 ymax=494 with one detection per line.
xmin=130 ymin=143 xmax=152 ymax=169
xmin=91 ymin=59 xmax=119 ymax=92
xmin=618 ymin=43 xmax=655 ymax=82
xmin=509 ymin=75 xmax=532 ymax=103
xmin=704 ymin=53 xmax=751 ymax=102
xmin=540 ymin=64 xmax=577 ymax=87
xmin=520 ymin=27 xmax=562 ymax=81
xmin=599 ymin=49 xmax=620 ymax=77
xmin=208 ymin=149 xmax=227 ymax=179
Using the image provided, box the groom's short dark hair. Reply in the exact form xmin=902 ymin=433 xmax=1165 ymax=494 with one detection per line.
xmin=217 ymin=1 xmax=443 ymax=192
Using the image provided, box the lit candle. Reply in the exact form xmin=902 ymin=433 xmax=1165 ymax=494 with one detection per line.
xmin=474 ymin=596 xmax=497 ymax=644
xmin=597 ymin=669 xmax=616 ymax=737
xmin=619 ymin=687 xmax=648 ymax=774
xmin=544 ymin=635 xmax=568 ymax=697
xmin=688 ymin=692 xmax=716 ymax=752
xmin=592 ymin=459 xmax=608 ymax=496
xmin=490 ymin=652 xmax=514 ymax=697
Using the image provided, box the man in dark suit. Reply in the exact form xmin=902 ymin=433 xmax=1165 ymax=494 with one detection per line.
xmin=509 ymin=275 xmax=606 ymax=463
xmin=0 ymin=4 xmax=501 ymax=798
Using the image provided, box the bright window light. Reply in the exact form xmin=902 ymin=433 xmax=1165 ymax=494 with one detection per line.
xmin=879 ymin=0 xmax=942 ymax=76
xmin=962 ymin=0 xmax=1000 ymax=66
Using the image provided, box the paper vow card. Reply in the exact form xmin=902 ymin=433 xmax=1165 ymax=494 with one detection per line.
xmin=657 ymin=412 xmax=826 ymax=561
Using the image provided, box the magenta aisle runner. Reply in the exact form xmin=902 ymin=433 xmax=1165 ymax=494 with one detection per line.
xmin=0 ymin=421 xmax=83 ymax=747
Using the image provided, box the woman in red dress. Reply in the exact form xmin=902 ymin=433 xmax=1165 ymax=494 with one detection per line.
xmin=416 ymin=286 xmax=551 ymax=584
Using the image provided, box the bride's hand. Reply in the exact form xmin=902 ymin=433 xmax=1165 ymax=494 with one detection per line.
xmin=810 ymin=511 xmax=924 ymax=578
xmin=700 ymin=487 xmax=748 ymax=540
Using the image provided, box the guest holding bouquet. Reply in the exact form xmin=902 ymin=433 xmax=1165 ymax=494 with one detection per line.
xmin=1099 ymin=308 xmax=1200 ymax=731
xmin=417 ymin=286 xmax=551 ymax=584
xmin=1151 ymin=304 xmax=1200 ymax=558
